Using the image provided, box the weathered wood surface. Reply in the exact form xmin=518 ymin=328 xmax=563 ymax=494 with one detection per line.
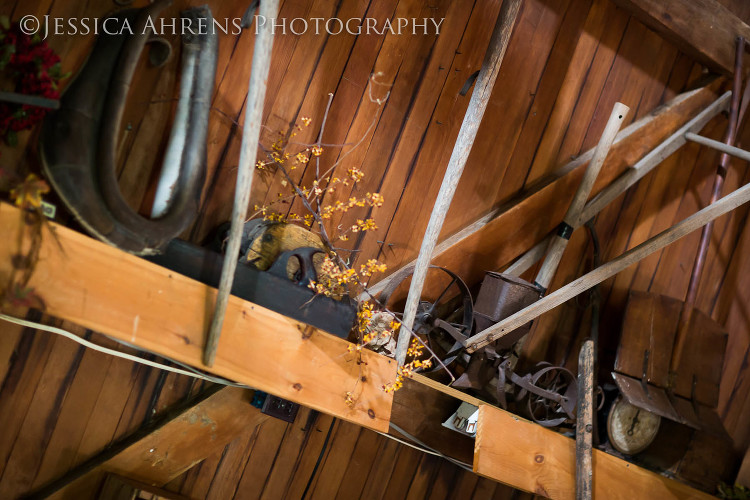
xmin=368 ymin=78 xmax=724 ymax=298
xmin=205 ymin=0 xmax=279 ymax=367
xmin=0 ymin=202 xmax=396 ymax=433
xmin=611 ymin=0 xmax=750 ymax=75
xmin=575 ymin=340 xmax=594 ymax=500
xmin=2 ymin=0 xmax=750 ymax=494
xmin=535 ymin=102 xmax=629 ymax=290
xmin=397 ymin=0 xmax=523 ymax=365
xmin=40 ymin=387 xmax=264 ymax=499
xmin=474 ymin=405 xmax=714 ymax=499
xmin=465 ymin=177 xmax=750 ymax=351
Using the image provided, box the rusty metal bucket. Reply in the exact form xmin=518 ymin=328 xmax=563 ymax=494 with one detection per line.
xmin=473 ymin=272 xmax=540 ymax=349
xmin=451 ymin=271 xmax=540 ymax=391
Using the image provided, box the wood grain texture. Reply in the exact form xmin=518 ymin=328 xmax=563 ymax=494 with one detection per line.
xmin=2 ymin=0 xmax=750 ymax=493
xmin=575 ymin=340 xmax=594 ymax=500
xmin=466 ymin=177 xmax=750 ymax=351
xmin=611 ymin=0 xmax=750 ymax=75
xmin=368 ymin=79 xmax=724 ymax=298
xmin=396 ymin=0 xmax=523 ymax=364
xmin=48 ymin=388 xmax=265 ymax=498
xmin=474 ymin=405 xmax=713 ymax=499
xmin=0 ymin=202 xmax=395 ymax=432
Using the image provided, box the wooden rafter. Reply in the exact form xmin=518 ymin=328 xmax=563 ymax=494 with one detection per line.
xmin=0 ymin=202 xmax=715 ymax=497
xmin=475 ymin=405 xmax=713 ymax=499
xmin=368 ymin=78 xmax=724 ymax=300
xmin=611 ymin=0 xmax=750 ymax=76
xmin=33 ymin=387 xmax=258 ymax=499
xmin=0 ymin=203 xmax=395 ymax=433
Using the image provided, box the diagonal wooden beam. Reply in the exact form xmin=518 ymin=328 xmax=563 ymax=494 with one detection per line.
xmin=29 ymin=387 xmax=261 ymax=499
xmin=367 ymin=78 xmax=724 ymax=300
xmin=610 ymin=0 xmax=750 ymax=76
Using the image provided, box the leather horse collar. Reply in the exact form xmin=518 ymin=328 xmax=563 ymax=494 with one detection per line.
xmin=40 ymin=1 xmax=217 ymax=255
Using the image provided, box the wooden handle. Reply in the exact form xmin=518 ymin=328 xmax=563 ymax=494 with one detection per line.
xmin=534 ymin=234 xmax=568 ymax=290
xmin=535 ymin=102 xmax=629 ymax=290
xmin=576 ymin=339 xmax=595 ymax=500
xmin=395 ymin=0 xmax=523 ymax=365
xmin=506 ymin=92 xmax=729 ymax=279
xmin=204 ymin=0 xmax=279 ymax=367
xmin=465 ymin=177 xmax=750 ymax=352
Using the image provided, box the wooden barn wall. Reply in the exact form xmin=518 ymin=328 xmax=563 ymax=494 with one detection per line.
xmin=1 ymin=0 xmax=750 ymax=497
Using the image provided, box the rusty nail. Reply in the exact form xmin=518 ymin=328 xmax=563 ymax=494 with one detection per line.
xmin=367 ymin=409 xmax=376 ymax=419
xmin=534 ymin=454 xmax=544 ymax=464
xmin=293 ymin=383 xmax=302 ymax=391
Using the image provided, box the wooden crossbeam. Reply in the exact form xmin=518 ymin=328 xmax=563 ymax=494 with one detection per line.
xmin=611 ymin=0 xmax=750 ymax=76
xmin=0 ymin=211 xmax=715 ymax=497
xmin=0 ymin=203 xmax=395 ymax=433
xmin=33 ymin=387 xmax=259 ymax=499
xmin=474 ymin=405 xmax=713 ymax=499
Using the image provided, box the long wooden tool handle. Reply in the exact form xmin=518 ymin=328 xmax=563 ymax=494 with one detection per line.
xmin=576 ymin=339 xmax=595 ymax=500
xmin=535 ymin=103 xmax=629 ymax=291
xmin=394 ymin=0 xmax=523 ymax=365
xmin=204 ymin=0 xmax=279 ymax=367
xmin=465 ymin=178 xmax=750 ymax=353
xmin=506 ymin=92 xmax=730 ymax=278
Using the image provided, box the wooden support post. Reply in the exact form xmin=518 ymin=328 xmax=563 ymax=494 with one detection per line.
xmin=395 ymin=0 xmax=523 ymax=365
xmin=0 ymin=203 xmax=395 ymax=432
xmin=575 ymin=340 xmax=594 ymax=500
xmin=534 ymin=103 xmax=629 ymax=291
xmin=474 ymin=405 xmax=714 ymax=499
xmin=205 ymin=0 xmax=279 ymax=367
xmin=465 ymin=177 xmax=750 ymax=352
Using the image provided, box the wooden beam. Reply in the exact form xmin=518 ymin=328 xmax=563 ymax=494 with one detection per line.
xmin=610 ymin=0 xmax=750 ymax=76
xmin=396 ymin=0 xmax=523 ymax=364
xmin=0 ymin=203 xmax=395 ymax=432
xmin=474 ymin=405 xmax=714 ymax=499
xmin=367 ymin=78 xmax=724 ymax=299
xmin=466 ymin=176 xmax=750 ymax=351
xmin=31 ymin=387 xmax=261 ymax=499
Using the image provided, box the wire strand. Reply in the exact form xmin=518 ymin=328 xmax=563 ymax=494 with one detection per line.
xmin=0 ymin=313 xmax=248 ymax=387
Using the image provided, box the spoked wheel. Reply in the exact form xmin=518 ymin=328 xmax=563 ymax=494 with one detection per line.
xmin=378 ymin=265 xmax=474 ymax=363
xmin=513 ymin=363 xmax=578 ymax=427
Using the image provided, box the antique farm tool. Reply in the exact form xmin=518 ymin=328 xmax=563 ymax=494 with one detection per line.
xmin=396 ymin=0 xmax=523 ymax=365
xmin=379 ymin=266 xmax=475 ymax=364
xmin=504 ymin=91 xmax=732 ymax=278
xmin=485 ymin=102 xmax=627 ymax=348
xmin=612 ymin=37 xmax=750 ymax=435
xmin=534 ymin=102 xmax=630 ymax=293
xmin=448 ymin=102 xmax=626 ymax=397
xmin=40 ymin=1 xmax=217 ymax=255
xmin=204 ymin=0 xmax=279 ymax=367
xmin=464 ymin=170 xmax=750 ymax=353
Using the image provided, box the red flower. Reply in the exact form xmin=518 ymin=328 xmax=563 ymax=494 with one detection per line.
xmin=0 ymin=20 xmax=65 ymax=142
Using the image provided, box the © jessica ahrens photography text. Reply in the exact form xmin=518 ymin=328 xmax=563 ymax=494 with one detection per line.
xmin=19 ymin=14 xmax=446 ymax=40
